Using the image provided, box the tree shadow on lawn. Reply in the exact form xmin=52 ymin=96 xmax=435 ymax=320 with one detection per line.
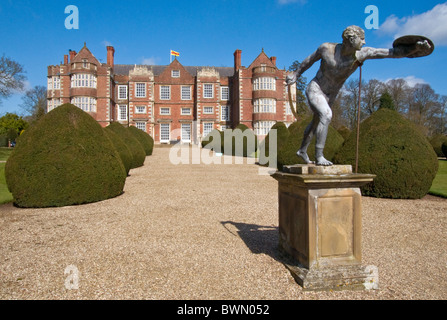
xmin=220 ymin=221 xmax=295 ymax=266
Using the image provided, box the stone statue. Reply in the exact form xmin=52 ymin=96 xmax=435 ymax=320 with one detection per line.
xmin=286 ymin=25 xmax=433 ymax=166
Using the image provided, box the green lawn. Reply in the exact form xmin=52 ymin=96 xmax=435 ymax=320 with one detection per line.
xmin=0 ymin=148 xmax=13 ymax=204
xmin=429 ymin=159 xmax=447 ymax=198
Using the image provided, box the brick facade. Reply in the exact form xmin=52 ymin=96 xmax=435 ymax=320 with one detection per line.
xmin=47 ymin=44 xmax=296 ymax=143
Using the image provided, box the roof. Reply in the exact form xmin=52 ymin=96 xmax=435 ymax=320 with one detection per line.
xmin=112 ymin=64 xmax=235 ymax=77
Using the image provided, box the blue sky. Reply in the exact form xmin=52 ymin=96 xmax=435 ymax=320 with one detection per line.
xmin=1 ymin=0 xmax=446 ymax=116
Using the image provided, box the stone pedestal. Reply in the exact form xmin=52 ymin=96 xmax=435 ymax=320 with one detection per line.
xmin=273 ymin=164 xmax=378 ymax=291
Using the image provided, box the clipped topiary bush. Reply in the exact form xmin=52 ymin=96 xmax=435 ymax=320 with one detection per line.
xmin=429 ymin=134 xmax=447 ymax=157
xmin=258 ymin=122 xmax=290 ymax=167
xmin=333 ymin=108 xmax=439 ymax=199
xmin=202 ymin=129 xmax=224 ymax=153
xmin=5 ymin=104 xmax=126 ymax=208
xmin=106 ymin=122 xmax=146 ymax=169
xmin=104 ymin=127 xmax=133 ymax=175
xmin=337 ymin=126 xmax=351 ymax=141
xmin=127 ymin=125 xmax=154 ymax=156
xmin=277 ymin=117 xmax=344 ymax=170
xmin=222 ymin=124 xmax=258 ymax=157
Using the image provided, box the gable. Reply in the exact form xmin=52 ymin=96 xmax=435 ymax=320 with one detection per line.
xmin=247 ymin=50 xmax=277 ymax=70
xmin=72 ymin=45 xmax=101 ymax=65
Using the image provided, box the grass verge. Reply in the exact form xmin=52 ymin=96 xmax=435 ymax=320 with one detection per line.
xmin=429 ymin=159 xmax=447 ymax=198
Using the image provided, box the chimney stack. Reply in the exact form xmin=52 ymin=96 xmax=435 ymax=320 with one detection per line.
xmin=64 ymin=54 xmax=68 ymax=65
xmin=69 ymin=50 xmax=76 ymax=62
xmin=107 ymin=46 xmax=115 ymax=66
xmin=234 ymin=49 xmax=242 ymax=71
xmin=270 ymin=56 xmax=277 ymax=66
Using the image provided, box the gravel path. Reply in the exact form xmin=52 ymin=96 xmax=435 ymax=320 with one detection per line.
xmin=0 ymin=146 xmax=446 ymax=300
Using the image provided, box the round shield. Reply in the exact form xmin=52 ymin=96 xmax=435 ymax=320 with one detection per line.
xmin=392 ymin=35 xmax=434 ymax=58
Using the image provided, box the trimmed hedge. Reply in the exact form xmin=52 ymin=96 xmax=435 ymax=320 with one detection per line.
xmin=104 ymin=127 xmax=133 ymax=175
xmin=333 ymin=108 xmax=439 ymax=199
xmin=106 ymin=122 xmax=146 ymax=169
xmin=277 ymin=117 xmax=344 ymax=170
xmin=127 ymin=126 xmax=154 ymax=156
xmin=429 ymin=134 xmax=447 ymax=157
xmin=337 ymin=126 xmax=351 ymax=141
xmin=258 ymin=122 xmax=290 ymax=167
xmin=5 ymin=104 xmax=126 ymax=208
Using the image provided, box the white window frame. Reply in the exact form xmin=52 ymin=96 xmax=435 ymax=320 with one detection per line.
xmin=171 ymin=70 xmax=180 ymax=78
xmin=254 ymin=98 xmax=276 ymax=113
xmin=181 ymin=107 xmax=191 ymax=115
xmin=203 ymin=106 xmax=214 ymax=114
xmin=203 ymin=122 xmax=213 ymax=138
xmin=254 ymin=121 xmax=275 ymax=136
xmin=181 ymin=123 xmax=191 ymax=142
xmin=118 ymin=85 xmax=128 ymax=100
xmin=160 ymin=85 xmax=171 ymax=100
xmin=135 ymin=83 xmax=146 ymax=98
xmin=160 ymin=123 xmax=170 ymax=143
xmin=135 ymin=105 xmax=146 ymax=114
xmin=160 ymin=107 xmax=170 ymax=115
xmin=118 ymin=105 xmax=128 ymax=121
xmin=221 ymin=105 xmax=230 ymax=121
xmin=181 ymin=86 xmax=191 ymax=100
xmin=221 ymin=86 xmax=229 ymax=100
xmin=135 ymin=122 xmax=146 ymax=132
xmin=203 ymin=84 xmax=213 ymax=98
xmin=71 ymin=73 xmax=97 ymax=88
xmin=253 ymin=77 xmax=276 ymax=91
xmin=71 ymin=96 xmax=97 ymax=112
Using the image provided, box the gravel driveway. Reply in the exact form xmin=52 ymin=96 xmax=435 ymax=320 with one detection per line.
xmin=1 ymin=146 xmax=446 ymax=300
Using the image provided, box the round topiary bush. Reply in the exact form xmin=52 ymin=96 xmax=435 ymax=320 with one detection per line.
xmin=127 ymin=126 xmax=154 ymax=156
xmin=258 ymin=122 xmax=290 ymax=167
xmin=104 ymin=127 xmax=133 ymax=175
xmin=429 ymin=134 xmax=447 ymax=157
xmin=333 ymin=108 xmax=439 ymax=199
xmin=106 ymin=122 xmax=146 ymax=169
xmin=277 ymin=117 xmax=344 ymax=170
xmin=5 ymin=104 xmax=126 ymax=208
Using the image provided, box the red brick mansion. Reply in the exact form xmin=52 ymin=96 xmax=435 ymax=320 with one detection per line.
xmin=47 ymin=44 xmax=295 ymax=143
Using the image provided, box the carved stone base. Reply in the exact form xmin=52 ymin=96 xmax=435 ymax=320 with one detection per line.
xmin=273 ymin=165 xmax=378 ymax=291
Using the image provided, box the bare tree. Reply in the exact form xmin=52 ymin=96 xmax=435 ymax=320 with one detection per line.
xmin=0 ymin=55 xmax=26 ymax=103
xmin=362 ymin=79 xmax=385 ymax=115
xmin=20 ymin=85 xmax=47 ymax=122
xmin=385 ymin=78 xmax=411 ymax=113
xmin=408 ymin=83 xmax=439 ymax=135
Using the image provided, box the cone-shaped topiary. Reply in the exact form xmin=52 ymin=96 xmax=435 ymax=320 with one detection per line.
xmin=258 ymin=122 xmax=290 ymax=167
xmin=5 ymin=104 xmax=126 ymax=208
xmin=429 ymin=134 xmax=447 ymax=157
xmin=277 ymin=117 xmax=344 ymax=170
xmin=127 ymin=126 xmax=154 ymax=156
xmin=333 ymin=108 xmax=439 ymax=199
xmin=106 ymin=122 xmax=146 ymax=169
xmin=104 ymin=127 xmax=133 ymax=175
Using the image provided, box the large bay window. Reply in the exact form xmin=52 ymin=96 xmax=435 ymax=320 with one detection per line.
xmin=71 ymin=97 xmax=97 ymax=112
xmin=71 ymin=73 xmax=97 ymax=88
xmin=254 ymin=98 xmax=276 ymax=113
xmin=254 ymin=121 xmax=275 ymax=136
xmin=253 ymin=77 xmax=276 ymax=91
